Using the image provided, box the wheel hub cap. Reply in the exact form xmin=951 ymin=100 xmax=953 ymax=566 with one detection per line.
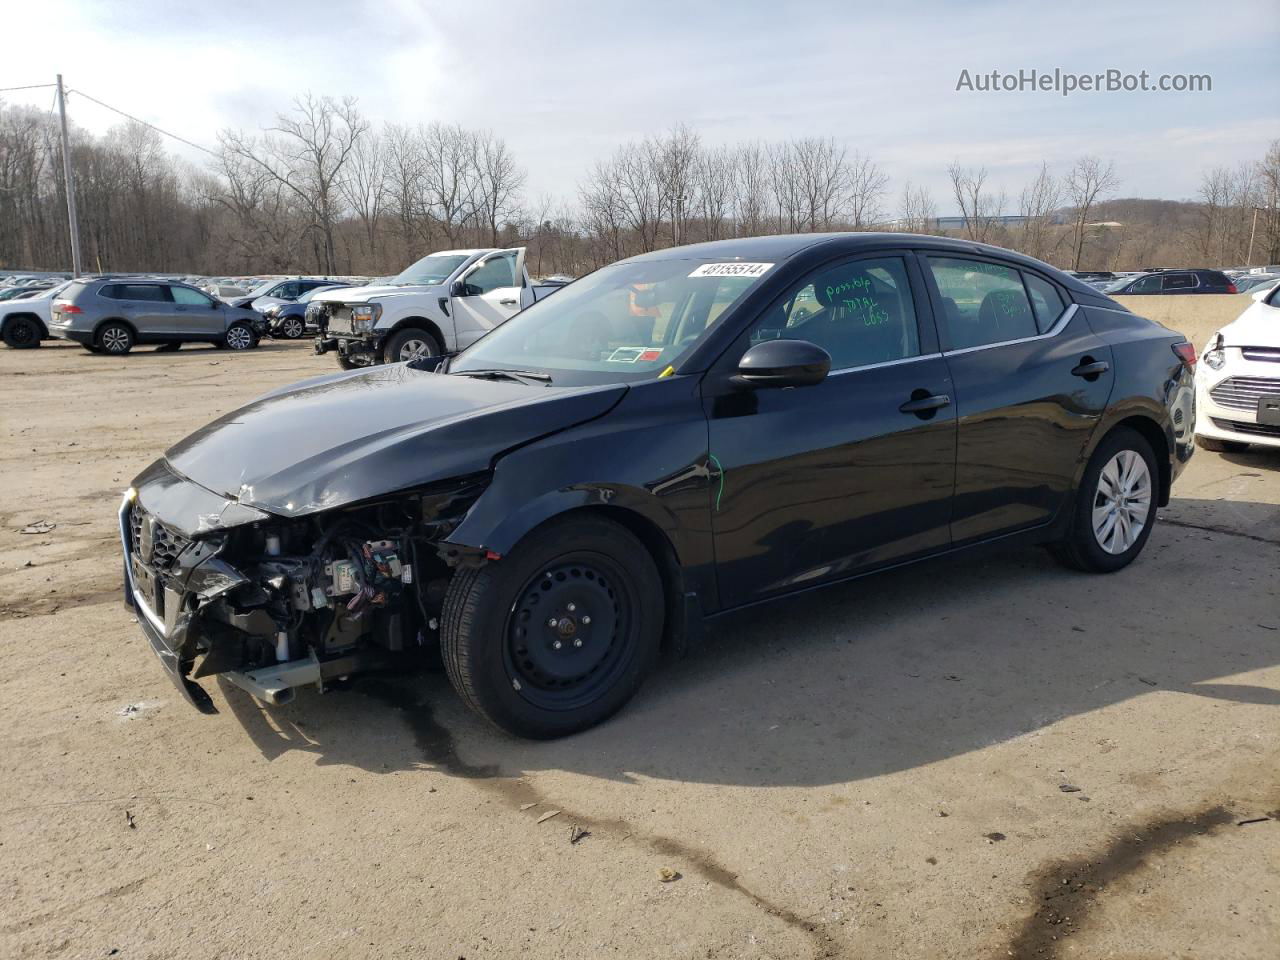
xmin=1092 ymin=450 xmax=1151 ymax=555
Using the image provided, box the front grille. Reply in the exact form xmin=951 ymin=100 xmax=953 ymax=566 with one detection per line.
xmin=325 ymin=306 xmax=354 ymax=334
xmin=1211 ymin=417 xmax=1280 ymax=438
xmin=129 ymin=505 xmax=191 ymax=572
xmin=1241 ymin=347 xmax=1280 ymax=363
xmin=1208 ymin=376 xmax=1280 ymax=412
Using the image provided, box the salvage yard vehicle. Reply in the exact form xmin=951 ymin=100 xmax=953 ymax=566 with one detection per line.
xmin=260 ymin=285 xmax=346 ymax=339
xmin=121 ymin=233 xmax=1196 ymax=738
xmin=49 ymin=279 xmax=262 ymax=354
xmin=1 ymin=281 xmax=69 ymax=348
xmin=1104 ymin=268 xmax=1238 ymax=295
xmin=1194 ymin=281 xmax=1280 ymax=451
xmin=310 ymin=247 xmax=561 ymax=368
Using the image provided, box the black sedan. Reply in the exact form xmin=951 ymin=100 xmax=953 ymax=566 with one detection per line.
xmin=120 ymin=234 xmax=1195 ymax=737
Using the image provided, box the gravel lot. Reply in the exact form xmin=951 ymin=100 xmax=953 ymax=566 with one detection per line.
xmin=2 ymin=300 xmax=1277 ymax=960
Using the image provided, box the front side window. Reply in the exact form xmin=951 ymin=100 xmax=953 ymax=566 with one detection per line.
xmin=746 ymin=256 xmax=921 ymax=370
xmin=450 ymin=257 xmax=769 ymax=385
xmin=928 ymin=257 xmax=1036 ymax=349
xmin=463 ymin=254 xmax=517 ymax=295
xmin=1023 ymin=274 xmax=1066 ymax=333
xmin=1128 ymin=275 xmax=1161 ymax=293
xmin=170 ymin=286 xmax=213 ymax=306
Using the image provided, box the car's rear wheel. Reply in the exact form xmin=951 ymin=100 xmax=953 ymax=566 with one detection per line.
xmin=441 ymin=515 xmax=664 ymax=739
xmin=224 ymin=322 xmax=258 ymax=350
xmin=98 ymin=322 xmax=134 ymax=355
xmin=1050 ymin=427 xmax=1158 ymax=573
xmin=1195 ymin=435 xmax=1249 ymax=453
xmin=279 ymin=317 xmax=306 ymax=339
xmin=383 ymin=327 xmax=439 ymax=364
xmin=2 ymin=316 xmax=41 ymax=349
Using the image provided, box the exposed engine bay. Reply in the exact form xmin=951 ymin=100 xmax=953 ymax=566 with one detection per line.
xmin=122 ymin=474 xmax=489 ymax=712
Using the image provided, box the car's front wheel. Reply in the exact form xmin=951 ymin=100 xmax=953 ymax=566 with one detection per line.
xmin=383 ymin=327 xmax=439 ymax=364
xmin=441 ymin=515 xmax=664 ymax=739
xmin=279 ymin=316 xmax=306 ymax=339
xmin=1051 ymin=427 xmax=1158 ymax=573
xmin=223 ymin=322 xmax=258 ymax=350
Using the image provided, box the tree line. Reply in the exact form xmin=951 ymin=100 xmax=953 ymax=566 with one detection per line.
xmin=2 ymin=93 xmax=1278 ymax=278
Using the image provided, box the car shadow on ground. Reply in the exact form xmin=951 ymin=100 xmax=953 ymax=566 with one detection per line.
xmin=218 ymin=495 xmax=1280 ymax=789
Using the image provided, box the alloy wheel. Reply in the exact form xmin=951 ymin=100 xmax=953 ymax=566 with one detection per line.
xmin=398 ymin=337 xmax=434 ymax=362
xmin=1092 ymin=450 xmax=1152 ymax=554
xmin=282 ymin=318 xmax=304 ymax=338
xmin=102 ymin=328 xmax=130 ymax=353
xmin=226 ymin=325 xmax=253 ymax=350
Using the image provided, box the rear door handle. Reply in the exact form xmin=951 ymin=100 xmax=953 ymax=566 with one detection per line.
xmin=899 ymin=393 xmax=951 ymax=415
xmin=1071 ymin=359 xmax=1110 ymax=378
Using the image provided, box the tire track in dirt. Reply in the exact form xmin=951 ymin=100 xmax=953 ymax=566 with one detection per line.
xmin=361 ymin=678 xmax=843 ymax=958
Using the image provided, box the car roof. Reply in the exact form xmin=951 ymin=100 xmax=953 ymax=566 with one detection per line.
xmin=621 ymin=232 xmax=1097 ymax=295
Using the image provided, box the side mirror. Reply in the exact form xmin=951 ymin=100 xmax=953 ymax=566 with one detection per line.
xmin=734 ymin=339 xmax=831 ymax=389
xmin=450 ymin=279 xmax=466 ymax=297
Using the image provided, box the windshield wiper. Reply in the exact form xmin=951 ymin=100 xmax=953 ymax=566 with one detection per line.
xmin=453 ymin=368 xmax=553 ymax=385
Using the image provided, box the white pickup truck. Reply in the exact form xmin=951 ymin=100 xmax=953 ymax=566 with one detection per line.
xmin=310 ymin=247 xmax=562 ymax=368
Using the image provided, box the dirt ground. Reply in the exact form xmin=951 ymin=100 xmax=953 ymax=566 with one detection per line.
xmin=2 ymin=297 xmax=1277 ymax=960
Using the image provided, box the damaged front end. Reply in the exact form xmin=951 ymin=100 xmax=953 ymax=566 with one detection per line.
xmin=121 ymin=462 xmax=489 ymax=712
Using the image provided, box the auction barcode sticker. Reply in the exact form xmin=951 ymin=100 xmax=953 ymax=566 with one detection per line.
xmin=689 ymin=262 xmax=774 ymax=278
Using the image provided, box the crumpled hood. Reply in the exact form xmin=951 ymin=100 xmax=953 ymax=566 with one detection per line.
xmin=309 ymin=283 xmax=442 ymax=304
xmin=163 ymin=365 xmax=626 ymax=517
xmin=1217 ymin=304 xmax=1280 ymax=347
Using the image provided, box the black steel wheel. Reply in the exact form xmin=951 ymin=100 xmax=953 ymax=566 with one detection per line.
xmin=441 ymin=515 xmax=664 ymax=738
xmin=2 ymin=316 xmax=41 ymax=349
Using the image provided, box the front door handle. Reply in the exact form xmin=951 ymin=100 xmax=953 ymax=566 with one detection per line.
xmin=499 ymin=297 xmax=519 ymax=306
xmin=899 ymin=393 xmax=951 ymax=416
xmin=1071 ymin=359 xmax=1110 ymax=379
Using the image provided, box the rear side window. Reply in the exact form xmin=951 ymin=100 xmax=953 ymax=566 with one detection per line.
xmin=1023 ymin=274 xmax=1066 ymax=333
xmin=109 ymin=283 xmax=170 ymax=302
xmin=1162 ymin=273 xmax=1197 ymax=291
xmin=927 ymin=257 xmax=1037 ymax=349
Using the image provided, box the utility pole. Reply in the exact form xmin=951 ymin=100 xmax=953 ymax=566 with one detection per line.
xmin=55 ymin=74 xmax=83 ymax=277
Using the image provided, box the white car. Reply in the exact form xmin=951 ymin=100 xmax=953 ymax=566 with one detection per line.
xmin=1194 ymin=283 xmax=1280 ymax=451
xmin=1 ymin=281 xmax=70 ymax=349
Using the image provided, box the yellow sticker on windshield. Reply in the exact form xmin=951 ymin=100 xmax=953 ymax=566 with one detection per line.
xmin=658 ymin=365 xmax=675 ymax=378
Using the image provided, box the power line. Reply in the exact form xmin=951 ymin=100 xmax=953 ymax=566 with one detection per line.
xmin=0 ymin=82 xmax=57 ymax=93
xmin=66 ymin=87 xmax=220 ymax=158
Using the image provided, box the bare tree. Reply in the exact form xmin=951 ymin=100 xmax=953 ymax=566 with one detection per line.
xmin=341 ymin=128 xmax=386 ymax=270
xmin=695 ymin=145 xmax=737 ymax=241
xmin=474 ymin=131 xmax=525 ymax=246
xmin=947 ymin=162 xmax=1005 ymax=243
xmin=219 ymin=93 xmax=368 ymax=273
xmin=898 ymin=180 xmax=936 ymax=232
xmin=1017 ymin=162 xmax=1061 ymax=261
xmin=846 ymin=151 xmax=888 ymax=228
xmin=1064 ymin=155 xmax=1119 ymax=269
xmin=733 ymin=141 xmax=770 ymax=237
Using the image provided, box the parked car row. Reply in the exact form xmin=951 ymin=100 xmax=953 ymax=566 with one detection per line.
xmin=1194 ymin=280 xmax=1280 ymax=452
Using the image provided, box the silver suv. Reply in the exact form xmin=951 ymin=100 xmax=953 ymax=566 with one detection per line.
xmin=48 ymin=279 xmax=262 ymax=355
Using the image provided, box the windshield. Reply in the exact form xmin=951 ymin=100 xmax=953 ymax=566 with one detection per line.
xmin=449 ymin=257 xmax=772 ymax=385
xmin=391 ymin=254 xmax=470 ymax=286
xmin=248 ymin=279 xmax=283 ymax=297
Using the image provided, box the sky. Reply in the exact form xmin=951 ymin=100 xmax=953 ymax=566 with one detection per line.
xmin=3 ymin=0 xmax=1277 ymax=216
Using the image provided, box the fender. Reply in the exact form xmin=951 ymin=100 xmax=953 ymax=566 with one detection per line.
xmin=444 ymin=377 xmax=721 ymax=610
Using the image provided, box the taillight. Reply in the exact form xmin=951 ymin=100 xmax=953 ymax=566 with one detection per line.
xmin=56 ymin=302 xmax=82 ymax=314
xmin=1172 ymin=342 xmax=1196 ymax=369
xmin=1226 ymin=282 xmax=1238 ymax=294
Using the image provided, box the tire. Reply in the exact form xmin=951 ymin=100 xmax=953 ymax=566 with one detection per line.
xmin=383 ymin=326 xmax=440 ymax=365
xmin=2 ymin=316 xmax=42 ymax=349
xmin=1195 ymin=434 xmax=1249 ymax=453
xmin=224 ymin=322 xmax=258 ymax=351
xmin=279 ymin=316 xmax=306 ymax=339
xmin=1050 ymin=427 xmax=1158 ymax=573
xmin=336 ymin=353 xmax=368 ymax=370
xmin=98 ymin=322 xmax=134 ymax=355
xmin=441 ymin=515 xmax=664 ymax=739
